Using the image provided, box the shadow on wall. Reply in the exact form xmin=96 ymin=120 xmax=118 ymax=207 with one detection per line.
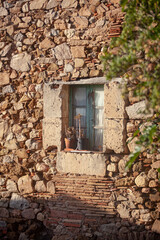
xmin=0 ymin=191 xmax=160 ymax=240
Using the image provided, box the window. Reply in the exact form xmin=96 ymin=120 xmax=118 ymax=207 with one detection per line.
xmin=69 ymin=85 xmax=104 ymax=151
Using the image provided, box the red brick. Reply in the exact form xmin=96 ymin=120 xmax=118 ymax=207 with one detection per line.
xmin=43 ymin=218 xmax=59 ymax=228
xmin=67 ymin=213 xmax=84 ymax=220
xmin=84 ymin=218 xmax=97 ymax=223
xmin=62 ymin=222 xmax=81 ymax=228
xmin=50 ymin=209 xmax=68 ymax=218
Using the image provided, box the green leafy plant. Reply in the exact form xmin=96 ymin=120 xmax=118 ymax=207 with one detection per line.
xmin=65 ymin=127 xmax=76 ymax=140
xmin=102 ymin=0 xmax=160 ymax=168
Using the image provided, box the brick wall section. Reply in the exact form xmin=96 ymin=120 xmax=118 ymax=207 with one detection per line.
xmin=27 ymin=174 xmax=117 ymax=236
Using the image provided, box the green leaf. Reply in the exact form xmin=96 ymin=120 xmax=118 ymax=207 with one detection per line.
xmin=125 ymin=150 xmax=141 ymax=170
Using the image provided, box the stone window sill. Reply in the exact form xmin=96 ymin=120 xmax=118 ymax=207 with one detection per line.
xmin=57 ymin=151 xmax=107 ymax=176
xmin=63 ymin=149 xmax=104 ymax=154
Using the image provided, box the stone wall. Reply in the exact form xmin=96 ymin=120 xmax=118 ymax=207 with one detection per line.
xmin=0 ymin=0 xmax=160 ymax=239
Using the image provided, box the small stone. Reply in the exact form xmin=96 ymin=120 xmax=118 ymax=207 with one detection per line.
xmin=91 ymin=0 xmax=100 ymax=6
xmin=0 ymin=43 xmax=12 ymax=57
xmin=75 ymin=58 xmax=84 ymax=68
xmin=135 ymin=172 xmax=149 ymax=187
xmin=24 ymin=38 xmax=35 ymax=45
xmin=3 ymin=155 xmax=14 ymax=164
xmin=148 ymin=169 xmax=158 ymax=179
xmin=10 ymin=70 xmax=17 ymax=79
xmin=0 ymin=120 xmax=9 ymax=140
xmin=36 ymin=163 xmax=49 ymax=172
xmin=149 ymin=192 xmax=160 ymax=202
xmin=107 ymin=163 xmax=117 ymax=172
xmin=152 ymin=220 xmax=160 ymax=234
xmin=54 ymin=19 xmax=66 ymax=30
xmin=29 ymin=129 xmax=39 ymax=139
xmin=30 ymin=0 xmax=46 ymax=10
xmin=97 ymin=6 xmax=106 ymax=16
xmin=4 ymin=139 xmax=18 ymax=150
xmin=111 ymin=155 xmax=121 ymax=162
xmin=0 ymin=72 xmax=10 ymax=86
xmin=74 ymin=16 xmax=88 ymax=29
xmin=22 ymin=208 xmax=35 ymax=219
xmin=151 ymin=161 xmax=160 ymax=169
xmin=117 ymin=203 xmax=130 ymax=218
xmin=61 ymin=0 xmax=78 ymax=8
xmin=64 ymin=64 xmax=73 ymax=73
xmin=80 ymin=67 xmax=88 ymax=77
xmin=19 ymin=94 xmax=30 ymax=102
xmin=127 ymin=137 xmax=138 ymax=152
xmin=14 ymin=33 xmax=24 ymax=44
xmin=22 ymin=17 xmax=32 ymax=24
xmin=17 ymin=85 xmax=27 ymax=93
xmin=0 ymin=61 xmax=2 ymax=70
xmin=35 ymin=181 xmax=47 ymax=192
xmin=47 ymin=63 xmax=58 ymax=72
xmin=127 ymin=122 xmax=136 ymax=133
xmin=0 ymin=42 xmax=5 ymax=49
xmin=140 ymin=210 xmax=151 ymax=222
xmin=72 ymin=70 xmax=79 ymax=78
xmin=10 ymin=52 xmax=31 ymax=72
xmin=131 ymin=209 xmax=140 ymax=219
xmin=132 ymin=161 xmax=142 ymax=172
xmin=6 ymin=179 xmax=18 ymax=193
xmin=2 ymin=85 xmax=14 ymax=94
xmin=149 ymin=180 xmax=158 ymax=188
xmin=117 ymin=195 xmax=127 ymax=201
xmin=16 ymin=149 xmax=28 ymax=159
xmin=46 ymin=0 xmax=59 ymax=9
xmin=18 ymin=175 xmax=34 ymax=194
xmin=37 ymin=19 xmax=44 ymax=28
xmin=0 ymin=192 xmax=11 ymax=198
xmin=37 ymin=212 xmax=44 ymax=221
xmin=0 ymin=7 xmax=8 ymax=16
xmin=32 ymin=173 xmax=41 ymax=181
xmin=64 ymin=29 xmax=75 ymax=38
xmin=71 ymin=46 xmax=86 ymax=58
xmin=118 ymin=158 xmax=128 ymax=173
xmin=142 ymin=188 xmax=150 ymax=193
xmin=54 ymin=43 xmax=71 ymax=60
xmin=39 ymin=38 xmax=55 ymax=49
xmin=10 ymin=193 xmax=29 ymax=210
xmin=157 ymin=203 xmax=160 ymax=212
xmin=126 ymin=101 xmax=153 ymax=119
xmin=90 ymin=69 xmax=100 ymax=77
xmin=79 ymin=6 xmax=91 ymax=16
xmin=47 ymin=180 xmax=55 ymax=194
xmin=0 ymin=178 xmax=6 ymax=186
xmin=22 ymin=2 xmax=29 ymax=12
xmin=50 ymin=29 xmax=59 ymax=37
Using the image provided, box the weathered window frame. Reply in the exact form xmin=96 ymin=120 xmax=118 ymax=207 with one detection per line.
xmin=43 ymin=77 xmax=127 ymax=176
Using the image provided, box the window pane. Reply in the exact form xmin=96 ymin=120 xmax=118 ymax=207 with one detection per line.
xmin=94 ymin=88 xmax=104 ymax=107
xmin=95 ymin=108 xmax=104 ymax=126
xmin=74 ymin=107 xmax=86 ymax=129
xmin=94 ymin=128 xmax=103 ymax=151
xmin=73 ymin=87 xmax=86 ymax=106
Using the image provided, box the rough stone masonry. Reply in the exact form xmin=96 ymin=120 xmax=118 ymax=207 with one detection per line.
xmin=0 ymin=0 xmax=160 ymax=239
